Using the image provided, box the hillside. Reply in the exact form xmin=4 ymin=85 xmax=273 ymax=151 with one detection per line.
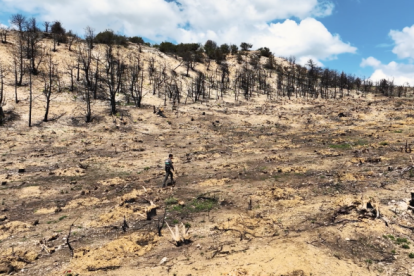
xmin=1 ymin=32 xmax=414 ymax=276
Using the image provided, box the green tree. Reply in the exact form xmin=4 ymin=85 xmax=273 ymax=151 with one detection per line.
xmin=230 ymin=44 xmax=238 ymax=54
xmin=129 ymin=36 xmax=144 ymax=44
xmin=159 ymin=41 xmax=177 ymax=53
xmin=258 ymin=47 xmax=271 ymax=57
xmin=204 ymin=40 xmax=217 ymax=59
xmin=95 ymin=29 xmax=127 ymax=46
xmin=220 ymin=44 xmax=230 ymax=55
xmin=51 ymin=21 xmax=66 ymax=51
xmin=240 ymin=42 xmax=253 ymax=51
xmin=51 ymin=21 xmax=65 ymax=36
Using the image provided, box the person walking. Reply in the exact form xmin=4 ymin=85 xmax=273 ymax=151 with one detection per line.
xmin=163 ymin=154 xmax=175 ymax=187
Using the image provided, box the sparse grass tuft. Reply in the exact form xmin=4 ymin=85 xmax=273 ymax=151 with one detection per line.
xmin=329 ymin=143 xmax=351 ymax=150
xmin=172 ymin=205 xmax=183 ymax=212
xmin=365 ymin=259 xmax=373 ymax=264
xmin=396 ymin=237 xmax=408 ymax=244
xmin=409 ymin=169 xmax=414 ymax=178
xmin=190 ymin=198 xmax=217 ymax=212
xmin=354 ymin=139 xmax=369 ymax=146
xmin=165 ymin=197 xmax=179 ymax=205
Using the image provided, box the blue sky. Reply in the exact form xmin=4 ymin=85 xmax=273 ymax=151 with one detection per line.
xmin=1 ymin=0 xmax=414 ymax=84
xmin=319 ymin=0 xmax=414 ymax=81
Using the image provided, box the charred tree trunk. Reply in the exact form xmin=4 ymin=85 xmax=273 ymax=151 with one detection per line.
xmin=29 ymin=63 xmax=32 ymax=127
xmin=85 ymin=84 xmax=92 ymax=123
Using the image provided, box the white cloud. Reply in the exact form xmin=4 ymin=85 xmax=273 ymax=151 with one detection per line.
xmin=0 ymin=0 xmax=356 ymax=64
xmin=390 ymin=25 xmax=414 ymax=59
xmin=255 ymin=18 xmax=356 ymax=65
xmin=361 ymin=57 xmax=414 ymax=85
xmin=360 ymin=57 xmax=381 ymax=68
xmin=360 ymin=25 xmax=414 ymax=86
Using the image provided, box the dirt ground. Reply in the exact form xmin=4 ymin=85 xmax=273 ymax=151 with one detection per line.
xmin=2 ymin=35 xmax=414 ymax=276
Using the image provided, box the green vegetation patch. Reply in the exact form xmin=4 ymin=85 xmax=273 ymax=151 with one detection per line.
xmin=171 ymin=198 xmax=218 ymax=213
xmin=329 ymin=143 xmax=351 ymax=150
xmin=329 ymin=139 xmax=369 ymax=150
xmin=165 ymin=197 xmax=179 ymax=205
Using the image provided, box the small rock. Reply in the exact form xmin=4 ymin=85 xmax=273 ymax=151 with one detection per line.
xmin=159 ymin=257 xmax=168 ymax=265
xmin=178 ymin=201 xmax=185 ymax=206
xmin=0 ymin=215 xmax=7 ymax=222
xmin=345 ymin=238 xmax=350 ymax=241
xmin=33 ymin=220 xmax=39 ymax=226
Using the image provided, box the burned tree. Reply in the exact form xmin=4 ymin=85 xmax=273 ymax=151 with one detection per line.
xmin=77 ymin=77 xmax=93 ymax=123
xmin=43 ymin=21 xmax=50 ymax=33
xmin=84 ymin=26 xmax=95 ymax=50
xmin=41 ymin=53 xmax=58 ymax=122
xmin=0 ymin=26 xmax=9 ymax=43
xmin=77 ymin=42 xmax=93 ymax=88
xmin=28 ymin=59 xmax=33 ymax=127
xmin=91 ymin=51 xmax=102 ymax=100
xmin=127 ymin=54 xmax=145 ymax=107
xmin=66 ymin=31 xmax=78 ymax=51
xmin=103 ymin=45 xmax=125 ymax=115
xmin=10 ymin=14 xmax=26 ymax=33
xmin=25 ymin=17 xmax=44 ymax=75
xmin=0 ymin=61 xmax=7 ymax=125
xmin=64 ymin=59 xmax=77 ymax=92
xmin=235 ymin=66 xmax=256 ymax=100
xmin=10 ymin=50 xmax=24 ymax=103
xmin=190 ymin=72 xmax=205 ymax=102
